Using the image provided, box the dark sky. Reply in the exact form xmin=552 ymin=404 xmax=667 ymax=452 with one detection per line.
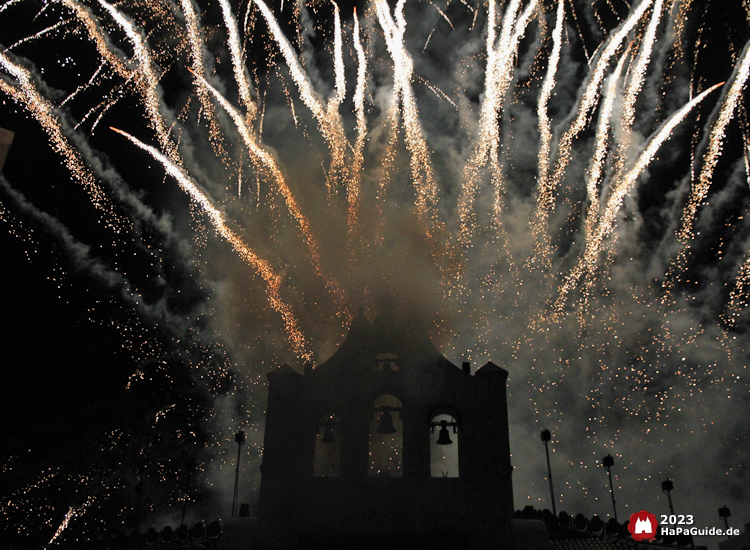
xmin=1 ymin=0 xmax=749 ymax=548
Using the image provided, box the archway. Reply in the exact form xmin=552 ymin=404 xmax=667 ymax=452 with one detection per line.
xmin=430 ymin=412 xmax=459 ymax=478
xmin=368 ymin=394 xmax=402 ymax=477
xmin=314 ymin=413 xmax=341 ymax=477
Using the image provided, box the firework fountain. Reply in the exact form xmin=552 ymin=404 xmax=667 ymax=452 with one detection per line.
xmin=0 ymin=0 xmax=748 ymax=547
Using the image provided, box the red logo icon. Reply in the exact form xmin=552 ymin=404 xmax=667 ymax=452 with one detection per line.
xmin=628 ymin=510 xmax=658 ymax=541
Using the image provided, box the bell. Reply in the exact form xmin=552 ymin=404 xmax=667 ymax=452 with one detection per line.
xmin=376 ymin=411 xmax=397 ymax=434
xmin=436 ymin=420 xmax=453 ymax=445
xmin=321 ymin=425 xmax=336 ymax=444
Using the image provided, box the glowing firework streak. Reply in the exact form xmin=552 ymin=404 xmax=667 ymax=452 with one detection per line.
xmin=678 ymin=43 xmax=750 ymax=243
xmin=0 ymin=50 xmax=119 ymax=224
xmin=535 ymin=0 xmax=655 ymax=259
xmin=111 ymin=127 xmax=313 ymax=361
xmin=349 ymin=9 xmax=368 ymax=234
xmin=98 ymin=0 xmax=180 ymax=164
xmin=459 ymin=0 xmax=537 ymax=245
xmin=180 ymin=0 xmax=228 ymax=159
xmin=430 ymin=2 xmax=454 ymax=29
xmin=555 ymin=82 xmax=723 ymax=313
xmin=722 ymin=119 xmax=750 ymax=332
xmin=192 ymin=71 xmax=347 ymax=316
xmin=53 ymin=0 xmax=128 ymax=76
xmin=252 ymin=0 xmax=349 ymax=199
xmin=219 ymin=0 xmax=257 ymax=122
xmin=584 ymin=47 xmax=630 ymax=238
xmin=664 ymin=42 xmax=750 ymax=296
xmin=531 ymin=0 xmax=564 ymax=265
xmin=376 ymin=0 xmax=450 ymax=245
xmin=723 ymin=258 xmax=750 ymax=331
xmin=45 ymin=497 xmax=95 ymax=548
xmin=622 ymin=0 xmax=664 ymax=130
xmin=61 ymin=61 xmax=105 ymax=109
xmin=459 ymin=0 xmax=519 ymax=233
xmin=609 ymin=0 xmax=664 ymax=198
xmin=332 ymin=0 xmax=364 ymax=236
xmin=331 ymin=2 xmax=346 ymax=107
xmin=5 ymin=19 xmax=69 ymax=51
xmin=0 ymin=0 xmax=24 ymax=15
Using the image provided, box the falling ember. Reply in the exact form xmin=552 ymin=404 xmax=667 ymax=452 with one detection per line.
xmin=1 ymin=0 xmax=749 ymax=546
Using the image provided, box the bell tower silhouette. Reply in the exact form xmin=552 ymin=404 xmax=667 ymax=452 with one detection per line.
xmin=256 ymin=305 xmax=534 ymax=549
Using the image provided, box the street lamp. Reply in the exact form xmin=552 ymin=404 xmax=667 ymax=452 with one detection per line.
xmin=602 ymin=454 xmax=617 ymax=522
xmin=232 ymin=429 xmax=245 ymax=518
xmin=181 ymin=464 xmax=194 ymax=526
xmin=661 ymin=478 xmax=674 ymax=515
xmin=719 ymin=505 xmax=731 ymax=531
xmin=540 ymin=428 xmax=556 ymax=515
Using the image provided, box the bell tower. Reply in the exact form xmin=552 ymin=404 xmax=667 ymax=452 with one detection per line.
xmin=256 ymin=307 xmax=524 ymax=549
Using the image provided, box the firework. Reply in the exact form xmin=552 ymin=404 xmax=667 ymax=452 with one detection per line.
xmin=1 ymin=0 xmax=748 ymax=545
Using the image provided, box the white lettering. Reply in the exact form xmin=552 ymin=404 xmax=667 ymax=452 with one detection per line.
xmin=659 ymin=526 xmax=740 ymax=537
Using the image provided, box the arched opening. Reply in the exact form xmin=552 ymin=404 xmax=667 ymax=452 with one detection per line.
xmin=314 ymin=413 xmax=341 ymax=477
xmin=369 ymin=394 xmax=402 ymax=477
xmin=430 ymin=412 xmax=459 ymax=478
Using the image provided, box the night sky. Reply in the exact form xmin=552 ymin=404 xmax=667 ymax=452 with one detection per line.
xmin=1 ymin=0 xmax=749 ymax=549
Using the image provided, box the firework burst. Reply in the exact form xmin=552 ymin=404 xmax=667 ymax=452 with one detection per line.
xmin=0 ymin=0 xmax=748 ymax=546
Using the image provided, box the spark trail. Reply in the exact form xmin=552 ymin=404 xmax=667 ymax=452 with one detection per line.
xmin=458 ymin=0 xmax=537 ymax=247
xmin=253 ymin=0 xmax=350 ymax=201
xmin=110 ymin=126 xmax=313 ymax=363
xmin=191 ymin=71 xmax=348 ymax=318
xmin=555 ymin=82 xmax=724 ymax=314
xmin=376 ymin=0 xmax=443 ymax=246
xmin=531 ymin=0 xmax=564 ymax=267
xmin=531 ymin=0 xmax=654 ymax=264
xmin=0 ymin=49 xmax=118 ymax=226
xmin=664 ymin=42 xmax=750 ymax=297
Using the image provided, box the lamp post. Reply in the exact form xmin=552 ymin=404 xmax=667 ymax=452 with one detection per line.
xmin=602 ymin=454 xmax=617 ymax=522
xmin=232 ymin=430 xmax=245 ymax=518
xmin=661 ymin=478 xmax=674 ymax=515
xmin=181 ymin=464 xmax=193 ymax=526
xmin=719 ymin=505 xmax=731 ymax=531
xmin=540 ymin=429 xmax=557 ymax=515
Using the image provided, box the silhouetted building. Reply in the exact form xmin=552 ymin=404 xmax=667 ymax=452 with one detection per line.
xmin=255 ymin=307 xmax=548 ymax=549
xmin=93 ymin=308 xmax=719 ymax=550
